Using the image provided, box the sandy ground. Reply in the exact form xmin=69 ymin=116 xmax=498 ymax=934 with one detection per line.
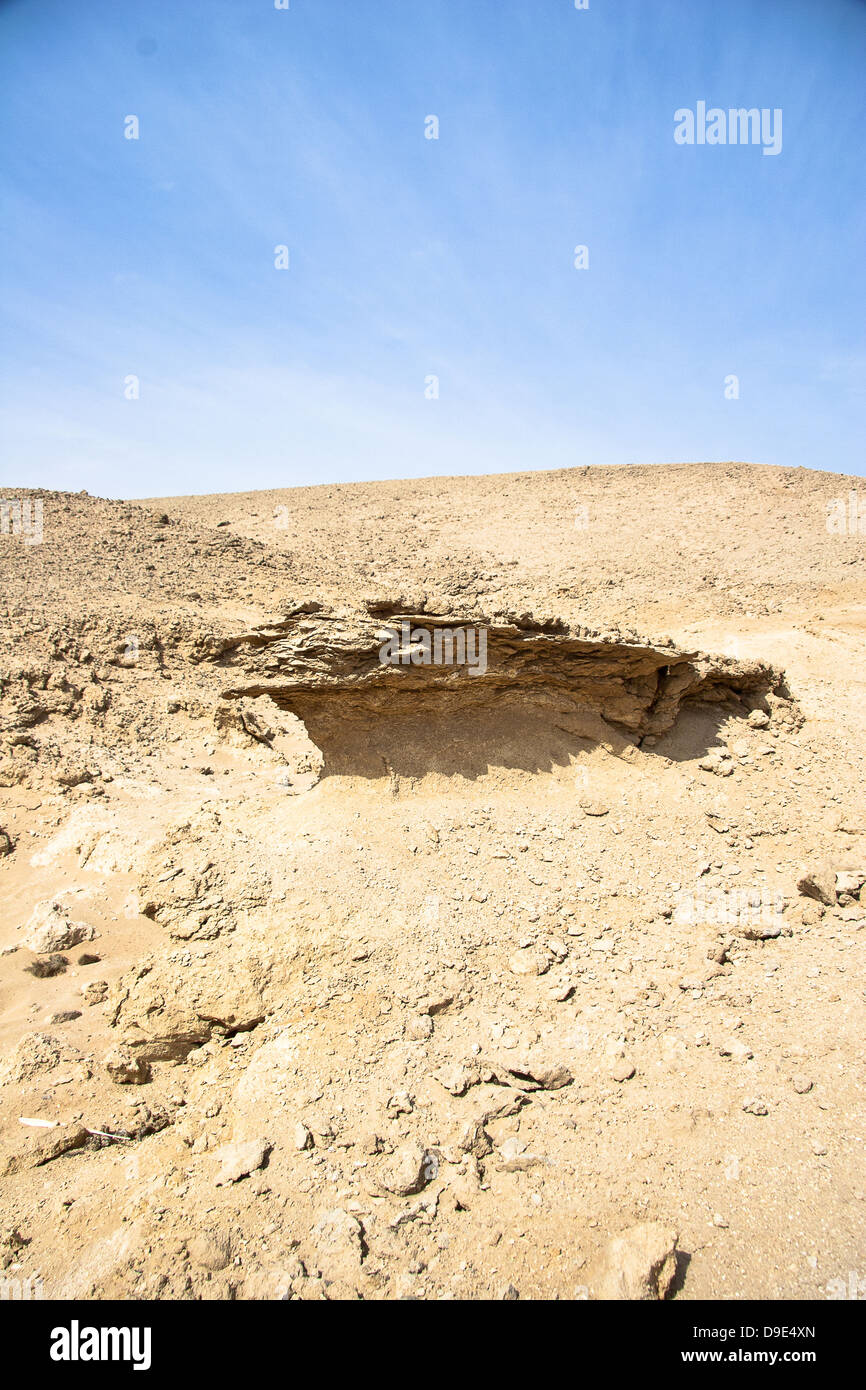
xmin=0 ymin=461 xmax=863 ymax=1301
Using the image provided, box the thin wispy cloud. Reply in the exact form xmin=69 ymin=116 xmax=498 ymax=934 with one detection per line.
xmin=1 ymin=0 xmax=864 ymax=494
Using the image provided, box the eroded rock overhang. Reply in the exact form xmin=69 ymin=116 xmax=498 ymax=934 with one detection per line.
xmin=204 ymin=608 xmax=784 ymax=743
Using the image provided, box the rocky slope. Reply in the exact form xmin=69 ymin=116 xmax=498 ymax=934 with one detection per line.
xmin=0 ymin=463 xmax=863 ymax=1301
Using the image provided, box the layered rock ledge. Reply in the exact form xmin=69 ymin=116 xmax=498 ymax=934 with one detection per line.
xmin=208 ymin=607 xmax=784 ymax=745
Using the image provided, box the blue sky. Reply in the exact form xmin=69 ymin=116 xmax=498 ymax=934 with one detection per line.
xmin=1 ymin=0 xmax=864 ymax=497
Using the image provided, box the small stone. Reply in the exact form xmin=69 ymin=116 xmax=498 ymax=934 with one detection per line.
xmin=497 ymin=1138 xmax=543 ymax=1172
xmin=797 ymin=901 xmax=824 ymax=926
xmin=405 ymin=1015 xmax=434 ymax=1041
xmin=457 ymin=1120 xmax=492 ymax=1158
xmin=433 ymin=1064 xmax=479 ymax=1097
xmin=379 ymin=1142 xmax=431 ymax=1196
xmin=742 ymin=1097 xmax=769 ymax=1116
xmin=49 ymin=1010 xmax=81 ymax=1025
xmin=792 ymin=1076 xmax=813 ymax=1094
xmin=507 ymin=1057 xmax=573 ymax=1091
xmin=104 ymin=1047 xmax=151 ymax=1086
xmin=479 ymin=1088 xmax=527 ymax=1124
xmin=796 ymin=863 xmax=836 ymax=908
xmin=0 ymin=828 xmax=14 ymax=856
xmin=83 ymin=981 xmax=108 ymax=1006
xmin=310 ymin=1209 xmax=364 ymax=1283
xmin=418 ymin=993 xmax=454 ymax=1016
xmin=584 ymin=1222 xmax=679 ymax=1300
xmin=25 ymin=900 xmax=96 ymax=955
xmin=719 ymin=1040 xmax=753 ymax=1062
xmin=736 ymin=922 xmax=782 ymax=941
xmin=508 ymin=948 xmax=551 ymax=977
xmin=836 ymin=872 xmax=864 ymax=899
xmin=213 ymin=1137 xmax=272 ymax=1186
xmin=550 ymin=983 xmax=575 ymax=1002
xmin=3 ymin=1124 xmax=89 ymax=1175
xmin=580 ymin=799 xmax=609 ymax=817
xmin=611 ymin=1060 xmax=636 ymax=1083
xmin=187 ymin=1232 xmax=231 ymax=1271
xmin=449 ymin=1157 xmax=483 ymax=1209
xmin=748 ymin=710 xmax=770 ymax=729
xmin=293 ymin=1123 xmax=314 ymax=1151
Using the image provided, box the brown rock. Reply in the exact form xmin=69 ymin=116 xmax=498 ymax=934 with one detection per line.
xmin=25 ymin=900 xmax=96 ymax=954
xmin=508 ymin=948 xmax=552 ymax=977
xmin=104 ymin=1047 xmax=151 ymax=1085
xmin=585 ymin=1222 xmax=679 ymax=1300
xmin=378 ymin=1142 xmax=431 ymax=1196
xmin=405 ymin=1014 xmax=434 ymax=1041
xmin=796 ymin=863 xmax=836 ymax=908
xmin=310 ymin=1209 xmax=364 ymax=1283
xmin=213 ymin=1137 xmax=272 ymax=1186
xmin=186 ymin=1232 xmax=232 ymax=1271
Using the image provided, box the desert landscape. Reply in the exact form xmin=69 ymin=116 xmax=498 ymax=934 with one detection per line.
xmin=0 ymin=460 xmax=864 ymax=1301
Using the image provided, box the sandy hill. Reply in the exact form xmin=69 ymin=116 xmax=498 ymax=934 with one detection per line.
xmin=0 ymin=462 xmax=863 ymax=1301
